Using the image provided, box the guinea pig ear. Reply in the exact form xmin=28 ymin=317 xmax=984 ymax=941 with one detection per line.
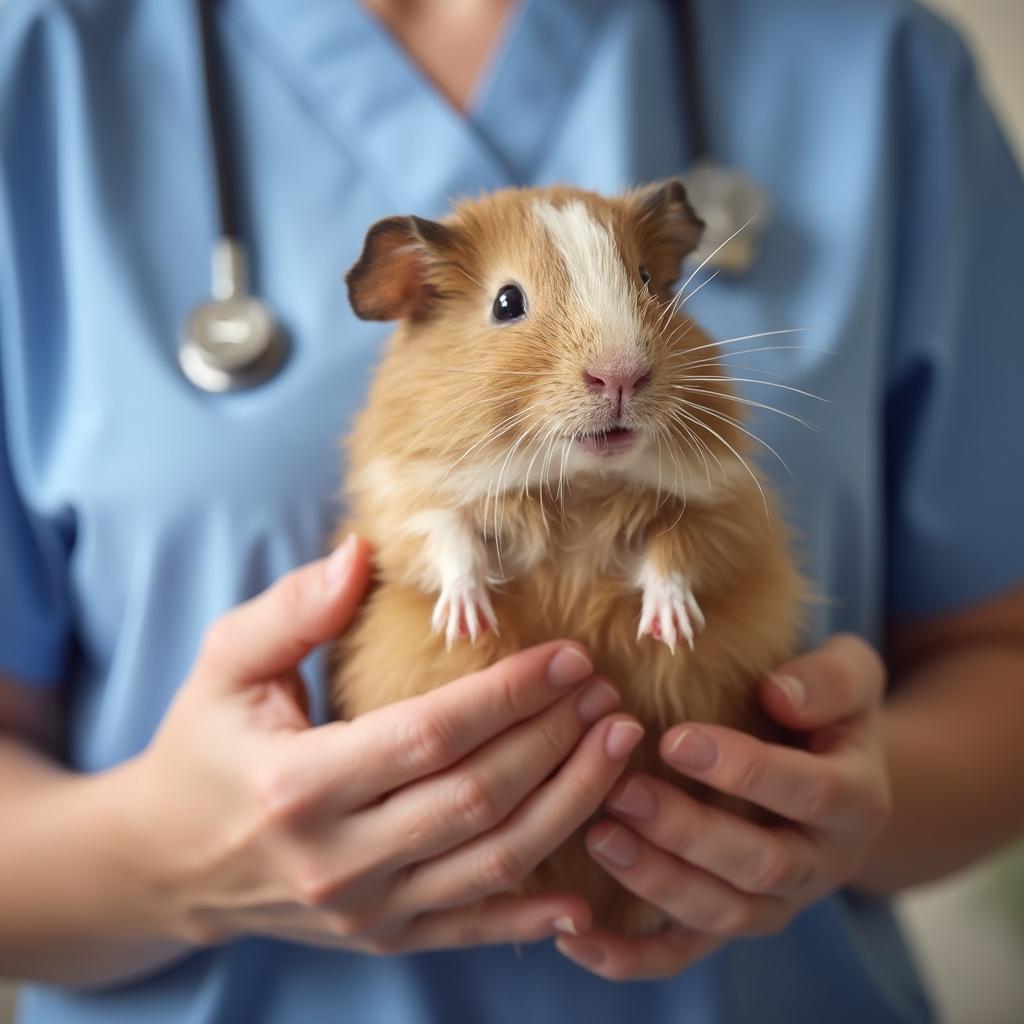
xmin=630 ymin=178 xmax=705 ymax=289
xmin=345 ymin=215 xmax=458 ymax=321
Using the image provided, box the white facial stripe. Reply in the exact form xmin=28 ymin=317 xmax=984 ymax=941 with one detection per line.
xmin=533 ymin=200 xmax=643 ymax=366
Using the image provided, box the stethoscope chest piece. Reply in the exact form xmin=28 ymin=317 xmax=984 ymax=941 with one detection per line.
xmin=682 ymin=160 xmax=773 ymax=275
xmin=180 ymin=238 xmax=287 ymax=393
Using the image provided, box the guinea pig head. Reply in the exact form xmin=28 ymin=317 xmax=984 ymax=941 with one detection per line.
xmin=345 ymin=181 xmax=748 ymax=501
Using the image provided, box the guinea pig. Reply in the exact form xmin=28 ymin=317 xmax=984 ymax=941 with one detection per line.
xmin=331 ymin=180 xmax=807 ymax=936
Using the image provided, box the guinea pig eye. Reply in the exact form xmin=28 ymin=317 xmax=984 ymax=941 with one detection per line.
xmin=492 ymin=283 xmax=527 ymax=322
xmin=638 ymin=265 xmax=652 ymax=288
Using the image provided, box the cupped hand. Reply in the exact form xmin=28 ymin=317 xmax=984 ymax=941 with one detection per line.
xmin=555 ymin=635 xmax=892 ymax=980
xmin=125 ymin=536 xmax=642 ymax=956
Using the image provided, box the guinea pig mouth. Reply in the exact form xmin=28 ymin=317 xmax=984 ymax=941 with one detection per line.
xmin=578 ymin=427 xmax=638 ymax=455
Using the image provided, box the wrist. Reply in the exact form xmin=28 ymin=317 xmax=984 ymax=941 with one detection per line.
xmin=74 ymin=754 xmax=196 ymax=948
xmin=0 ymin=741 xmax=191 ymax=985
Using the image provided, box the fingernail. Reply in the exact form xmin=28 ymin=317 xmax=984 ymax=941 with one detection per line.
xmin=771 ymin=672 xmax=807 ymax=709
xmin=551 ymin=916 xmax=580 ymax=936
xmin=590 ymin=824 xmax=640 ymax=868
xmin=577 ymin=681 xmax=620 ymax=723
xmin=324 ymin=535 xmax=357 ymax=592
xmin=555 ymin=937 xmax=606 ymax=967
xmin=668 ymin=729 xmax=718 ymax=771
xmin=605 ymin=721 xmax=644 ymax=761
xmin=611 ymin=778 xmax=656 ymax=821
xmin=547 ymin=646 xmax=593 ymax=689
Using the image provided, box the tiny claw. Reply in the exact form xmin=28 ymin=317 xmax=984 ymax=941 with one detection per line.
xmin=636 ymin=571 xmax=703 ymax=655
xmin=432 ymin=578 xmax=498 ymax=648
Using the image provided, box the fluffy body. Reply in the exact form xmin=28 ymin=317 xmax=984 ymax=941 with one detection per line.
xmin=332 ymin=184 xmax=807 ymax=934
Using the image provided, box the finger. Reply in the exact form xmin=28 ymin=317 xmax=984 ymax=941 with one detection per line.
xmin=259 ymin=641 xmax=596 ymax=817
xmin=556 ymin=926 xmax=719 ymax=982
xmin=659 ymin=723 xmax=869 ymax=830
xmin=341 ymin=678 xmax=621 ymax=877
xmin=198 ymin=535 xmax=373 ymax=688
xmin=584 ymin=821 xmax=788 ymax=938
xmin=605 ymin=773 xmax=819 ymax=896
xmin=381 ymin=894 xmax=592 ymax=955
xmin=388 ymin=715 xmax=643 ymax=915
xmin=758 ymin=634 xmax=885 ymax=733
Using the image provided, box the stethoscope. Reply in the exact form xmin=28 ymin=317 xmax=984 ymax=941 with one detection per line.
xmin=180 ymin=0 xmax=771 ymax=393
xmin=180 ymin=0 xmax=288 ymax=393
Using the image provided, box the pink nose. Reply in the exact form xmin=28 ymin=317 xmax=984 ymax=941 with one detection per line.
xmin=583 ymin=366 xmax=652 ymax=408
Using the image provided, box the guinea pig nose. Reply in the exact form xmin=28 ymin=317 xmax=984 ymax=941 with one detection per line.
xmin=583 ymin=367 xmax=652 ymax=400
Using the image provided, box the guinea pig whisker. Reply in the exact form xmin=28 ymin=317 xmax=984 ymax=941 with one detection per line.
xmin=680 ymin=359 xmax=806 ymax=384
xmin=557 ymin=429 xmax=580 ymax=512
xmin=652 ymin=292 xmax=682 ymax=337
xmin=671 ymin=327 xmax=813 ymax=361
xmin=418 ymin=379 xmax=536 ymax=419
xmin=663 ymin=409 xmax=718 ymax=490
xmin=651 ymin=420 xmax=688 ymax=513
xmin=679 ymin=376 xmax=831 ymax=405
xmin=491 ymin=423 xmax=536 ymax=558
xmin=652 ymin=424 xmax=665 ymax=508
xmin=659 ymin=263 xmax=717 ymax=331
xmin=677 ymin=268 xmax=720 ymax=309
xmin=667 ymin=407 xmax=771 ymax=522
xmin=658 ymin=448 xmax=691 ymax=535
xmin=691 ymin=342 xmax=834 ymax=362
xmin=440 ymin=386 xmax=539 ymax=419
xmin=451 ymin=264 xmax=488 ymax=290
xmin=655 ymin=290 xmax=698 ymax=340
xmin=449 ymin=406 xmax=529 ymax=458
xmin=670 ymin=385 xmax=822 ymax=434
xmin=663 ymin=406 xmax=754 ymax=503
xmin=481 ymin=416 xmax=541 ymax=477
xmin=433 ymin=384 xmax=539 ymax=423
xmin=555 ymin=430 xmax=571 ymax=510
xmin=660 ymin=317 xmax=702 ymax=356
xmin=652 ymin=418 xmax=699 ymax=523
xmin=541 ymin=426 xmax=567 ymax=513
xmin=672 ymin=398 xmax=793 ymax=477
xmin=520 ymin=423 xmax=557 ymax=501
xmin=541 ymin=430 xmax=560 ymax=505
xmin=676 ymin=214 xmax=757 ymax=300
xmin=440 ymin=407 xmax=534 ymax=480
xmin=421 ymin=401 xmax=533 ymax=466
xmin=522 ymin=421 xmax=563 ymax=528
xmin=676 ymin=418 xmax=712 ymax=494
xmin=674 ymin=344 xmax=835 ymax=374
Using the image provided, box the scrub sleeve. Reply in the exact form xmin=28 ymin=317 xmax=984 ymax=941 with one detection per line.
xmin=883 ymin=14 xmax=1024 ymax=616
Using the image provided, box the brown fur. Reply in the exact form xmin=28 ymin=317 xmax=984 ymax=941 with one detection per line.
xmin=331 ymin=182 xmax=807 ymax=934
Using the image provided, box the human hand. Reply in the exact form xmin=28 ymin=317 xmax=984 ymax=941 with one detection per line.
xmin=124 ymin=536 xmax=642 ymax=955
xmin=555 ymin=635 xmax=891 ymax=980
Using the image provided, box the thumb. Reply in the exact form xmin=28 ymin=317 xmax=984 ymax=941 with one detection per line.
xmin=758 ymin=633 xmax=886 ymax=732
xmin=198 ymin=534 xmax=372 ymax=688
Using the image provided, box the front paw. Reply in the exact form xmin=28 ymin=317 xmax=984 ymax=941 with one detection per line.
xmin=431 ymin=579 xmax=499 ymax=650
xmin=637 ymin=572 xmax=705 ymax=654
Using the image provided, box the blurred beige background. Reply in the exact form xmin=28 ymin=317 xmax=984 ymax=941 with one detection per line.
xmin=1 ymin=1 xmax=1022 ymax=1022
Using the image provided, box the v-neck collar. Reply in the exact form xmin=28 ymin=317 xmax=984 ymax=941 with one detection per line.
xmin=228 ymin=0 xmax=617 ymax=210
xmin=470 ymin=0 xmax=617 ymax=184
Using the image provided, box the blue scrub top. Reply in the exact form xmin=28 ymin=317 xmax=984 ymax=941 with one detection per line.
xmin=2 ymin=0 xmax=1023 ymax=1021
